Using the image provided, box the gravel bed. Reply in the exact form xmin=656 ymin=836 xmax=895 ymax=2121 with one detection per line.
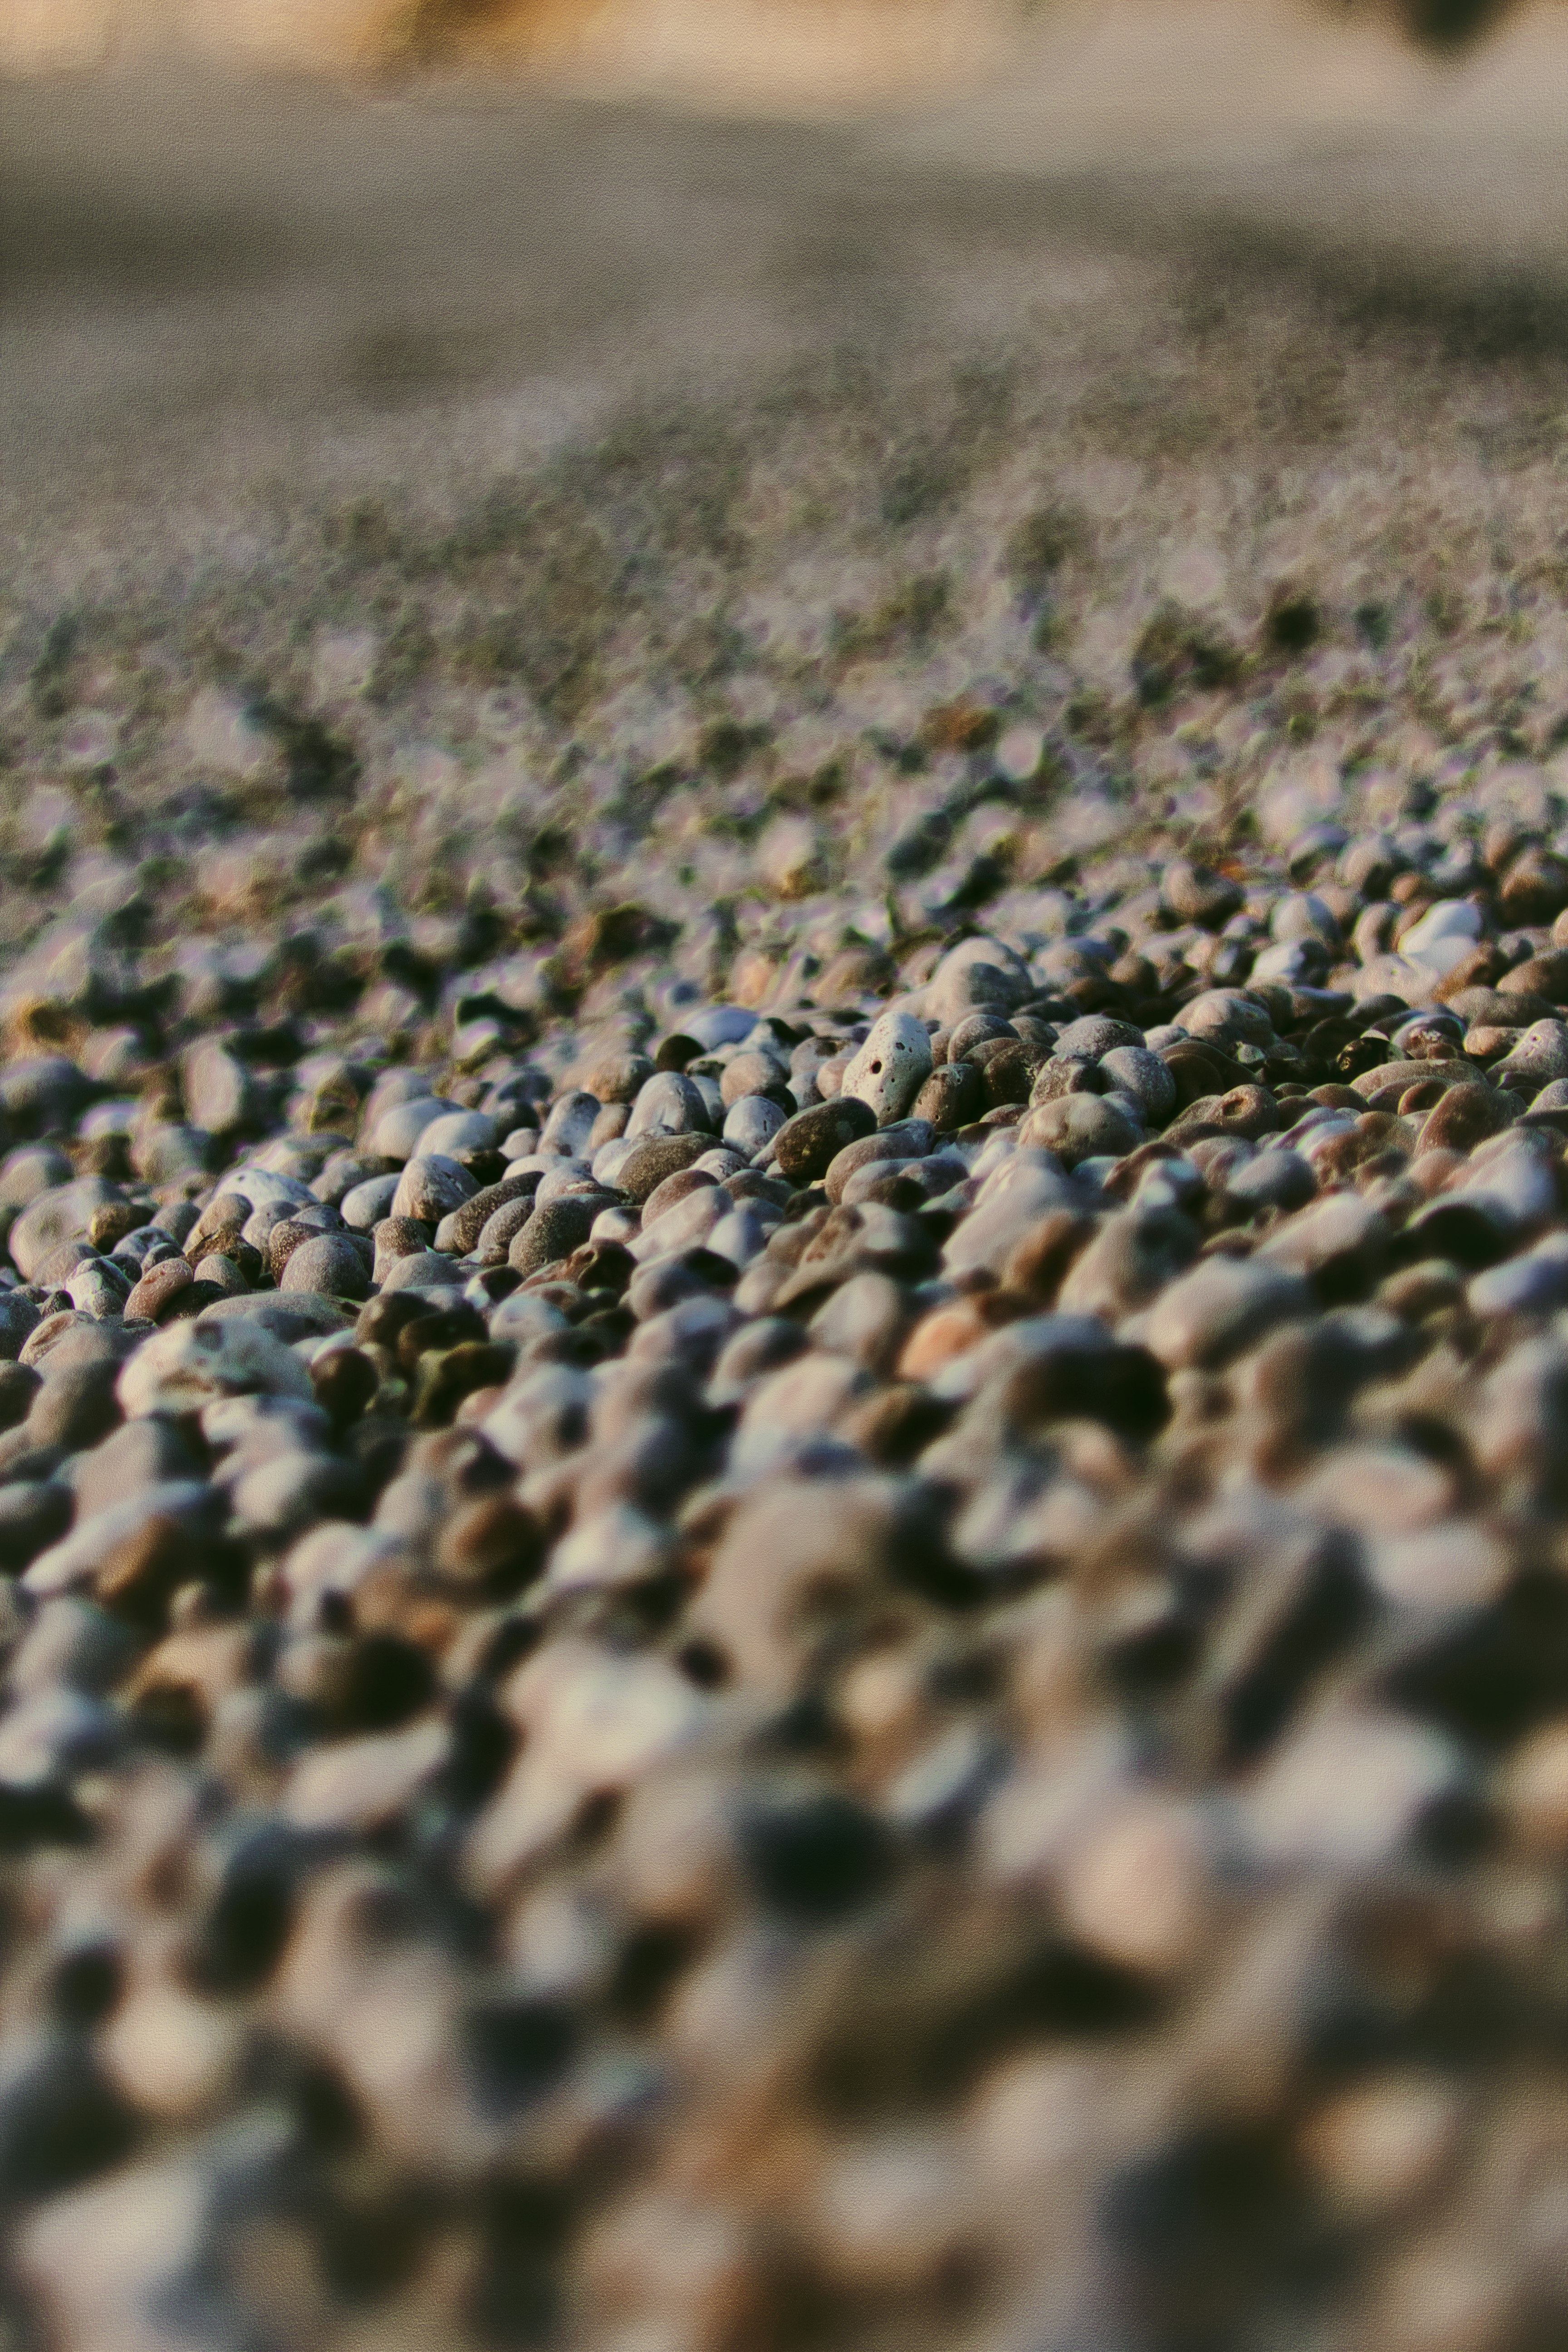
xmin=5 ymin=154 xmax=1568 ymax=2349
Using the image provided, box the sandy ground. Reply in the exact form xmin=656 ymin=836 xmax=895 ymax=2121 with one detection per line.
xmin=3 ymin=37 xmax=1567 ymax=583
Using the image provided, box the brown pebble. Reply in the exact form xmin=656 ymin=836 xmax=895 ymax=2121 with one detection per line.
xmin=122 ymin=1258 xmax=195 ymax=1323
xmin=615 ymin=1133 xmax=713 ymax=1204
xmin=774 ymin=1097 xmax=877 ymax=1184
xmin=641 ymin=1167 xmax=718 ymax=1225
xmin=1419 ymin=1083 xmax=1517 ymax=1154
xmin=87 ymin=1202 xmax=147 ymax=1251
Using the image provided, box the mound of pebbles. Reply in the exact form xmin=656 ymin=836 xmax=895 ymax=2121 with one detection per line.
xmin=8 ymin=823 xmax=1568 ymax=2351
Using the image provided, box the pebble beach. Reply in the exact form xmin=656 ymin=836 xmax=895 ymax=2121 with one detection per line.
xmin=5 ymin=48 xmax=1568 ymax=2352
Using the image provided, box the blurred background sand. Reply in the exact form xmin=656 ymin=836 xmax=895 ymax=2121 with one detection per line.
xmin=4 ymin=2 xmax=1567 ymax=572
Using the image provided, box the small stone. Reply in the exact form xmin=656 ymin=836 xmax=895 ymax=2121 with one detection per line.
xmin=118 ymin=1318 xmax=314 ymax=1416
xmin=368 ymin=1093 xmax=461 ymax=1160
xmin=823 ymin=1122 xmax=936 ymax=1205
xmin=840 ymin=1013 xmax=935 ymax=1126
xmin=0 ymin=1292 xmax=42 ymax=1360
xmin=911 ymin=1062 xmax=984 ymax=1130
xmin=724 ymin=1094 xmax=788 ymax=1153
xmin=625 ymin=1070 xmax=713 ymax=1142
xmin=1098 ymin=1046 xmax=1177 ymax=1122
xmin=0 ymin=1479 xmax=72 ymax=1572
xmin=1144 ymin=1257 xmax=1313 ymax=1369
xmin=340 ymin=1173 xmax=401 ymax=1230
xmin=614 ymin=1134 xmax=714 ymax=1204
xmin=1162 ymin=860 xmax=1242 ymax=928
xmin=510 ymin=1196 xmax=601 ymax=1278
xmin=9 ymin=1179 xmax=122 ymax=1282
xmin=390 ymin=1153 xmax=476 ymax=1223
xmin=415 ymin=1110 xmax=499 ymax=1165
xmin=122 ymin=1259 xmax=195 ymax=1323
xmin=774 ymin=1098 xmax=878 ymax=1184
xmin=280 ymin=1233 xmax=372 ymax=1301
xmin=1419 ymin=1083 xmax=1516 ymax=1154
xmin=1019 ymin=1094 xmax=1142 ymax=1167
xmin=1503 ymin=1718 xmax=1568 ymax=1851
xmin=180 ymin=1039 xmax=264 ymax=1137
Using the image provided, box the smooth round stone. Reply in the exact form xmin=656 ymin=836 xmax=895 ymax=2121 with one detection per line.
xmin=1020 ymin=1094 xmax=1142 ymax=1167
xmin=509 ymin=1196 xmax=599 ymax=1277
xmin=340 ymin=1173 xmax=402 ymax=1231
xmin=720 ymin=1050 xmax=789 ymax=1107
xmin=0 ymin=1482 xmax=76 ymax=1573
xmin=1144 ymin=1259 xmax=1313 ymax=1370
xmin=1225 ymin=1149 xmax=1317 ymax=1212
xmin=823 ymin=1121 xmax=936 ymax=1205
xmin=219 ymin=1168 xmax=316 ymax=1210
xmin=840 ymin=1012 xmax=935 ymax=1126
xmin=122 ymin=1259 xmax=194 ymax=1323
xmin=33 ymin=1239 xmax=103 ymax=1289
xmin=634 ymin=1185 xmax=725 ymax=1263
xmin=690 ymin=1072 xmax=726 ymax=1128
xmin=436 ymin=1173 xmax=540 ymax=1255
xmin=589 ymin=1205 xmax=641 ymax=1249
xmin=1420 ymin=1084 xmax=1517 ymax=1155
xmin=378 ymin=1252 xmax=467 ymax=1295
xmin=0 ymin=1055 xmax=92 ymax=1131
xmin=371 ymin=1217 xmax=432 ymax=1270
xmin=591 ymin=1136 xmax=640 ymax=1188
xmin=1176 ymin=990 xmax=1276 ymax=1049
xmin=535 ymin=1160 xmax=600 ymax=1205
xmin=682 ymin=1005 xmax=759 ymax=1052
xmin=705 ymin=1206 xmax=775 ymax=1268
xmin=722 ymin=1094 xmax=787 ymax=1154
xmin=62 ymin=1270 xmax=132 ymax=1326
xmin=1497 ymin=1020 xmax=1568 ymax=1087
xmin=707 ymin=1317 xmax=808 ymax=1405
xmin=1162 ymin=861 xmax=1242 ymax=928
xmin=614 ymin=1134 xmax=714 ymax=1205
xmin=1252 ymin=939 xmax=1327 ymax=986
xmin=265 ymin=1209 xmax=344 ymax=1280
xmin=1098 ymin=1047 xmax=1177 ymax=1123
xmin=774 ymin=1098 xmax=877 ymax=1184
xmin=640 ymin=1167 xmax=718 ymax=1226
xmin=8 ymin=1179 xmax=123 ymax=1283
xmin=946 ymin=1012 xmax=1016 ymax=1060
xmin=1052 ymin=1016 xmax=1144 ymax=1059
xmin=578 ymin=1049 xmax=657 ymax=1105
xmin=311 ymin=1151 xmax=392 ymax=1207
xmin=1468 ymin=1235 xmax=1568 ymax=1317
xmin=368 ymin=1096 xmax=461 ymax=1160
xmin=390 ymin=1155 xmax=476 ymax=1223
xmin=1399 ymin=896 xmax=1483 ymax=963
xmin=536 ymin=1090 xmax=601 ymax=1158
xmin=196 ymin=1253 xmax=250 ymax=1297
xmin=78 ymin=1100 xmax=138 ymax=1143
xmin=280 ymin=1235 xmax=372 ymax=1301
xmin=695 ymin=1147 xmax=749 ymax=1181
xmin=477 ymin=1197 xmax=538 ymax=1262
xmin=0 ymin=1292 xmax=42 ymax=1362
xmin=626 ymin=1070 xmax=714 ymax=1141
xmin=0 ymin=1145 xmax=75 ymax=1225
xmin=1271 ymin=892 xmax=1341 ymax=946
xmin=118 ymin=1318 xmax=314 ymax=1415
xmin=241 ymin=1202 xmax=297 ymax=1258
xmin=415 ymin=1110 xmax=500 ymax=1163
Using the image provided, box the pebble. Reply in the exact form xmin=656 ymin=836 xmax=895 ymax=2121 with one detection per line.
xmin=840 ymin=1011 xmax=935 ymax=1125
xmin=278 ymin=1232 xmax=372 ymax=1300
xmin=7 ymin=310 xmax=1568 ymax=2352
